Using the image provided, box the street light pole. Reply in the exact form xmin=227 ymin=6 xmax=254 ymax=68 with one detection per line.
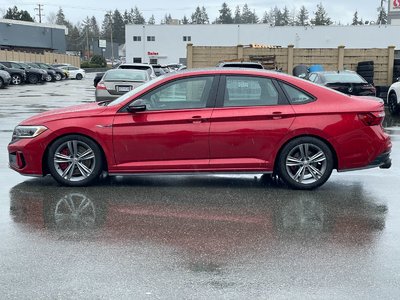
xmin=108 ymin=12 xmax=114 ymax=68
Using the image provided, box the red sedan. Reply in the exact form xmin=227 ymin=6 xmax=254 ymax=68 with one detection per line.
xmin=8 ymin=69 xmax=391 ymax=189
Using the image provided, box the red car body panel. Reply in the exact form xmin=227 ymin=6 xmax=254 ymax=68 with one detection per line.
xmin=8 ymin=69 xmax=391 ymax=180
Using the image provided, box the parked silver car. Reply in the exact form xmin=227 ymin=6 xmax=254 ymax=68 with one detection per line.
xmin=0 ymin=69 xmax=11 ymax=88
xmin=95 ymin=69 xmax=150 ymax=102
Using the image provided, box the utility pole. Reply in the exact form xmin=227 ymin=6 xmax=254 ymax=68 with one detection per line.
xmin=35 ymin=4 xmax=44 ymax=23
xmin=107 ymin=11 xmax=114 ymax=67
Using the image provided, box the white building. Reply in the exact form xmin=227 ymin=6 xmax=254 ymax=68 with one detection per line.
xmin=125 ymin=24 xmax=400 ymax=66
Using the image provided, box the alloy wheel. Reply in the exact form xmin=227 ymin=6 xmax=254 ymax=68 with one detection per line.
xmin=53 ymin=140 xmax=96 ymax=182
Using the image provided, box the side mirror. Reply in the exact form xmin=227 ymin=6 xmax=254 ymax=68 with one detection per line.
xmin=127 ymin=100 xmax=147 ymax=113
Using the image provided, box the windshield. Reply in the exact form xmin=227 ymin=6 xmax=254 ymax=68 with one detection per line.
xmin=107 ymin=76 xmax=165 ymax=106
xmin=104 ymin=70 xmax=148 ymax=81
xmin=324 ymin=73 xmax=366 ymax=84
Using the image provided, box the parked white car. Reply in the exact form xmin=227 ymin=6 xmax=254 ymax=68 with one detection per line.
xmin=387 ymin=80 xmax=400 ymax=115
xmin=59 ymin=66 xmax=85 ymax=80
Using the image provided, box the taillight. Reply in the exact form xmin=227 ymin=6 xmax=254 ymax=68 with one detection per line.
xmin=358 ymin=112 xmax=385 ymax=126
xmin=96 ymin=82 xmax=106 ymax=90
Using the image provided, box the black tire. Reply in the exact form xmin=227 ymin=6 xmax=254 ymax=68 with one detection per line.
xmin=11 ymin=74 xmax=23 ymax=85
xmin=277 ymin=137 xmax=334 ymax=190
xmin=55 ymin=73 xmax=62 ymax=81
xmin=47 ymin=135 xmax=103 ymax=187
xmin=388 ymin=92 xmax=400 ymax=116
xmin=357 ymin=65 xmax=374 ymax=72
xmin=293 ymin=65 xmax=308 ymax=78
xmin=0 ymin=78 xmax=4 ymax=89
xmin=27 ymin=74 xmax=39 ymax=84
xmin=76 ymin=73 xmax=83 ymax=80
xmin=45 ymin=74 xmax=52 ymax=82
xmin=357 ymin=61 xmax=374 ymax=66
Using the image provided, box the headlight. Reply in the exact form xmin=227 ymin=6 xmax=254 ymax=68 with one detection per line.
xmin=12 ymin=125 xmax=47 ymax=142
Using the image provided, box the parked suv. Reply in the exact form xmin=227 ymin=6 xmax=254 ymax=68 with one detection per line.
xmin=118 ymin=63 xmax=156 ymax=79
xmin=0 ymin=61 xmax=46 ymax=84
xmin=0 ymin=62 xmax=26 ymax=85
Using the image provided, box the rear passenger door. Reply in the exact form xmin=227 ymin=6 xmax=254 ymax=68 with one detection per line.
xmin=209 ymin=75 xmax=296 ymax=171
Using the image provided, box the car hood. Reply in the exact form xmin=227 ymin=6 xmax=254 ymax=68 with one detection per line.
xmin=20 ymin=103 xmax=108 ymax=125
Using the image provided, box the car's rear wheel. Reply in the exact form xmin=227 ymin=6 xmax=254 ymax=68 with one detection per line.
xmin=388 ymin=92 xmax=399 ymax=116
xmin=47 ymin=135 xmax=103 ymax=187
xmin=76 ymin=73 xmax=83 ymax=80
xmin=11 ymin=74 xmax=22 ymax=85
xmin=27 ymin=74 xmax=39 ymax=84
xmin=55 ymin=73 xmax=62 ymax=81
xmin=0 ymin=78 xmax=4 ymax=89
xmin=277 ymin=137 xmax=333 ymax=190
xmin=45 ymin=74 xmax=52 ymax=82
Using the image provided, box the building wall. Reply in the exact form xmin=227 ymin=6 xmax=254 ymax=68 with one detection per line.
xmin=125 ymin=24 xmax=400 ymax=65
xmin=0 ymin=19 xmax=66 ymax=52
xmin=0 ymin=50 xmax=80 ymax=67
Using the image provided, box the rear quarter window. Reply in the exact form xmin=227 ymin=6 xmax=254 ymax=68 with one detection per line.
xmin=280 ymin=82 xmax=315 ymax=104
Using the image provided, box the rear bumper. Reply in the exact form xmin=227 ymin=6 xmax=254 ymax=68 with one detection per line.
xmin=373 ymin=151 xmax=392 ymax=169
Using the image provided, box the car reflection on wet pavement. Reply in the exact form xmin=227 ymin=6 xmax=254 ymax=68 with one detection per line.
xmin=1 ymin=75 xmax=400 ymax=298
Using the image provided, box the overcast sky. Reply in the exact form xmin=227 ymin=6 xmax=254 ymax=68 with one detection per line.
xmin=0 ymin=1 xmax=387 ymax=25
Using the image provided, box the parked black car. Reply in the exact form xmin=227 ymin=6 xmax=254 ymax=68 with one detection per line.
xmin=0 ymin=62 xmax=26 ymax=85
xmin=26 ymin=62 xmax=56 ymax=82
xmin=307 ymin=71 xmax=376 ymax=96
xmin=0 ymin=61 xmax=46 ymax=84
xmin=34 ymin=62 xmax=65 ymax=80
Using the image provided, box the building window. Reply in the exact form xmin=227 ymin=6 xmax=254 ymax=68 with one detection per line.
xmin=183 ymin=36 xmax=191 ymax=42
xmin=133 ymin=36 xmax=141 ymax=42
xmin=149 ymin=58 xmax=158 ymax=64
xmin=147 ymin=36 xmax=155 ymax=42
xmin=133 ymin=57 xmax=142 ymax=63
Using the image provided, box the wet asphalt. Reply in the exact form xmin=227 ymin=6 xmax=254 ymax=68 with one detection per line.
xmin=0 ymin=75 xmax=399 ymax=299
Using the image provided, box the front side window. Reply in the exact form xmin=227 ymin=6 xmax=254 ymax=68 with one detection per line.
xmin=138 ymin=76 xmax=214 ymax=111
xmin=223 ymin=76 xmax=279 ymax=107
xmin=281 ymin=82 xmax=314 ymax=104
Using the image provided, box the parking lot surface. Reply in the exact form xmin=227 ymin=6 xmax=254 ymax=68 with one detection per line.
xmin=0 ymin=75 xmax=400 ymax=299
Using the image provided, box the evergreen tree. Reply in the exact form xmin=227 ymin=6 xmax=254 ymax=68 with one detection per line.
xmin=123 ymin=9 xmax=133 ymax=24
xmin=111 ymin=9 xmax=125 ymax=44
xmin=182 ymin=15 xmax=189 ymax=24
xmin=262 ymin=9 xmax=274 ymax=25
xmin=377 ymin=6 xmax=387 ymax=25
xmin=163 ymin=13 xmax=173 ymax=24
xmin=148 ymin=15 xmax=155 ymax=25
xmin=131 ymin=6 xmax=145 ymax=24
xmin=3 ymin=6 xmax=34 ymax=22
xmin=241 ymin=4 xmax=258 ymax=24
xmin=281 ymin=6 xmax=290 ymax=26
xmin=191 ymin=6 xmax=209 ymax=24
xmin=217 ymin=2 xmax=233 ymax=24
xmin=296 ymin=5 xmax=309 ymax=26
xmin=90 ymin=16 xmax=100 ymax=38
xmin=273 ymin=6 xmax=283 ymax=26
xmin=311 ymin=3 xmax=332 ymax=25
xmin=233 ymin=6 xmax=241 ymax=24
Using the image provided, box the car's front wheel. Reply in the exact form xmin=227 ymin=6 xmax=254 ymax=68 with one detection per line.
xmin=277 ymin=137 xmax=334 ymax=190
xmin=76 ymin=73 xmax=83 ymax=80
xmin=47 ymin=135 xmax=103 ymax=187
xmin=11 ymin=74 xmax=22 ymax=85
xmin=388 ymin=92 xmax=399 ymax=116
xmin=0 ymin=78 xmax=4 ymax=89
xmin=55 ymin=73 xmax=62 ymax=81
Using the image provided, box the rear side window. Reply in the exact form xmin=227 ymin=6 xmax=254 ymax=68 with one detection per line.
xmin=280 ymin=82 xmax=314 ymax=104
xmin=224 ymin=76 xmax=279 ymax=107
